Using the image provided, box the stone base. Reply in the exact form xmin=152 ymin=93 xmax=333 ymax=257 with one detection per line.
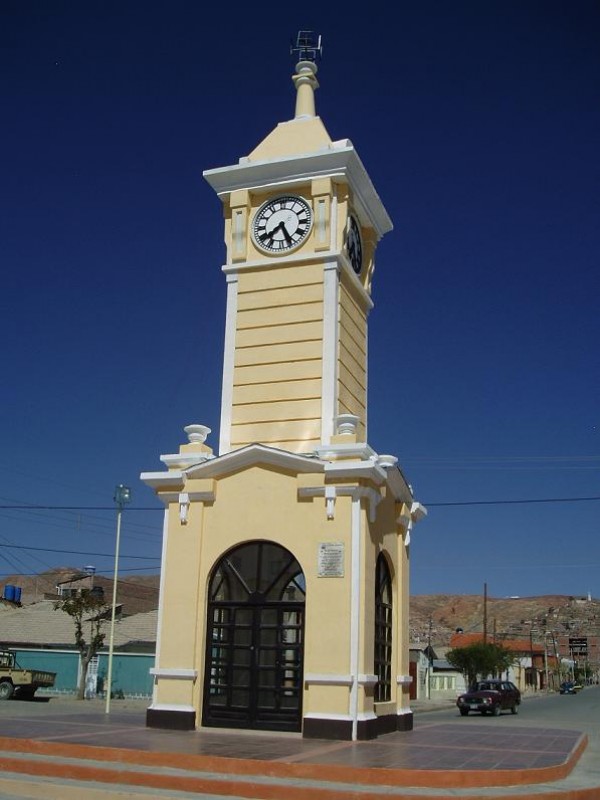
xmin=302 ymin=711 xmax=413 ymax=740
xmin=396 ymin=711 xmax=414 ymax=731
xmin=303 ymin=716 xmax=352 ymax=740
xmin=146 ymin=708 xmax=196 ymax=731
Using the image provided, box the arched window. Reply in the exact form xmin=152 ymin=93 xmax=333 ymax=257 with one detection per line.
xmin=374 ymin=553 xmax=392 ymax=702
xmin=203 ymin=541 xmax=305 ymax=731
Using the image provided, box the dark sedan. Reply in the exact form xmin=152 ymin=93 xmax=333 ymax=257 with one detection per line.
xmin=457 ymin=679 xmax=521 ymax=716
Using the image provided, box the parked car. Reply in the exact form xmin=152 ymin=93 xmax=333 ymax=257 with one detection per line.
xmin=559 ymin=681 xmax=583 ymax=694
xmin=456 ymin=679 xmax=521 ymax=717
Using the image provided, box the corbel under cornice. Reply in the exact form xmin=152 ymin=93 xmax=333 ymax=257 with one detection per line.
xmin=140 ymin=471 xmax=184 ymax=492
xmin=298 ymin=483 xmax=382 ymax=522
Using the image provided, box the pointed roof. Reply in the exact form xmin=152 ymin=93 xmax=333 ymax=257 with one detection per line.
xmin=203 ymin=50 xmax=392 ymax=240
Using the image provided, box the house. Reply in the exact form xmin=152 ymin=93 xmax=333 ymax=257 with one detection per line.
xmin=0 ymin=600 xmax=157 ymax=697
xmin=448 ymin=632 xmax=557 ymax=691
xmin=409 ymin=644 xmax=466 ymax=701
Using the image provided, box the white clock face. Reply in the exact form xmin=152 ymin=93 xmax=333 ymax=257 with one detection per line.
xmin=252 ymin=195 xmax=312 ymax=253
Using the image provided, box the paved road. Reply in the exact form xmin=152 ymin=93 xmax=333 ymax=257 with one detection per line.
xmin=421 ymin=684 xmax=600 ymax=732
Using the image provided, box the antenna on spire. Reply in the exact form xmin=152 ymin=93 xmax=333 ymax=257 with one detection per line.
xmin=290 ymin=31 xmax=322 ymax=64
xmin=290 ymin=31 xmax=322 ymax=119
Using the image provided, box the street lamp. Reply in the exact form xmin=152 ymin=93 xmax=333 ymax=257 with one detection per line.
xmin=105 ymin=484 xmax=131 ymax=714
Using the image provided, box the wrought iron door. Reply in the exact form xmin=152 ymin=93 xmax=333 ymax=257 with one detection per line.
xmin=203 ymin=541 xmax=305 ymax=731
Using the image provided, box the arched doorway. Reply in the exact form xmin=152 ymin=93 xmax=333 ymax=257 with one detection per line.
xmin=202 ymin=541 xmax=305 ymax=732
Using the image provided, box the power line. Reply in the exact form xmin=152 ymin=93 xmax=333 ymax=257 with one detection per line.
xmin=0 ymin=505 xmax=162 ymax=511
xmin=425 ymin=496 xmax=600 ymax=507
xmin=0 ymin=543 xmax=160 ymax=560
xmin=2 ymin=496 xmax=600 ymax=511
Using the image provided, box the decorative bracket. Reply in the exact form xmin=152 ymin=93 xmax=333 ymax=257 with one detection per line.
xmin=325 ymin=485 xmax=336 ymax=519
xmin=298 ymin=484 xmax=382 ymax=521
xmin=179 ymin=492 xmax=189 ymax=525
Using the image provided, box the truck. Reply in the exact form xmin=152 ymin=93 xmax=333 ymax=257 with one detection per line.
xmin=0 ymin=650 xmax=56 ymax=699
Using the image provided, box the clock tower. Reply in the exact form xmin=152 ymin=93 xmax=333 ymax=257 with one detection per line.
xmin=142 ymin=33 xmax=425 ymax=741
xmin=204 ymin=34 xmax=391 ymax=455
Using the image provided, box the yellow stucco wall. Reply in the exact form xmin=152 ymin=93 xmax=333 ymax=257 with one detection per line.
xmin=149 ymin=456 xmax=414 ymax=731
xmin=230 ymin=262 xmax=325 ymax=451
xmin=338 ymin=279 xmax=367 ymax=438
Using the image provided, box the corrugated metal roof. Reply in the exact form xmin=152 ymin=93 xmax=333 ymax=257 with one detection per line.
xmin=0 ymin=601 xmax=157 ymax=649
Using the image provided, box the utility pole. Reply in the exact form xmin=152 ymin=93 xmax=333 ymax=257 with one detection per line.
xmin=426 ymin=616 xmax=433 ymax=699
xmin=483 ymin=582 xmax=488 ymax=644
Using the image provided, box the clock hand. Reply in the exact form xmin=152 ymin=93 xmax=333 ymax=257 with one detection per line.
xmin=280 ymin=222 xmax=293 ymax=245
xmin=269 ymin=219 xmax=293 ymax=244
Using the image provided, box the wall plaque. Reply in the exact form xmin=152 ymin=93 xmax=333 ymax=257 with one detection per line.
xmin=318 ymin=542 xmax=344 ymax=577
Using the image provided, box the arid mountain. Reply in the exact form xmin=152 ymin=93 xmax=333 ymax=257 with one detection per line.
xmin=410 ymin=593 xmax=600 ymax=646
xmin=0 ymin=569 xmax=160 ymax=616
xmin=3 ymin=570 xmax=598 ymax=645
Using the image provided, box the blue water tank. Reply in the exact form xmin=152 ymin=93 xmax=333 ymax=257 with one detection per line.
xmin=4 ymin=585 xmax=15 ymax=602
xmin=14 ymin=587 xmax=21 ymax=603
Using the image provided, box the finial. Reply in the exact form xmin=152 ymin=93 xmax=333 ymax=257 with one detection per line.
xmin=290 ymin=31 xmax=322 ymax=119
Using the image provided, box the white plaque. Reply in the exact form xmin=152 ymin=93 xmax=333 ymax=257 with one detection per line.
xmin=318 ymin=542 xmax=344 ymax=577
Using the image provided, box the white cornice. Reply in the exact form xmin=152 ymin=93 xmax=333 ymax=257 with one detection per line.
xmin=203 ymin=144 xmax=392 ymax=240
xmin=160 ymin=453 xmax=214 ymax=470
xmin=140 ymin=471 xmax=183 ymax=491
xmin=149 ymin=668 xmax=197 ymax=680
xmin=316 ymin=442 xmax=377 ymax=461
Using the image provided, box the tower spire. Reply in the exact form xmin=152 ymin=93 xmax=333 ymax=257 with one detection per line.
xmin=290 ymin=31 xmax=322 ymax=119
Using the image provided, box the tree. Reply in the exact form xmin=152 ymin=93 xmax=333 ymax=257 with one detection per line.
xmin=54 ymin=591 xmax=109 ymax=700
xmin=447 ymin=642 xmax=514 ymax=687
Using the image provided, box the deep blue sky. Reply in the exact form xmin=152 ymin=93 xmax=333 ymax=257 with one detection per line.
xmin=1 ymin=1 xmax=599 ymax=598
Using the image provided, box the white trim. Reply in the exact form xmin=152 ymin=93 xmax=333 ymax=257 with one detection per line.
xmin=160 ymin=453 xmax=214 ymax=470
xmin=187 ymin=443 xmax=325 ymax=479
xmin=411 ymin=501 xmax=428 ymax=522
xmin=350 ymin=493 xmax=362 ymax=741
xmin=358 ymin=674 xmax=378 ymax=686
xmin=147 ymin=703 xmax=196 ymax=713
xmin=321 ymin=260 xmax=339 ymax=445
xmin=140 ymin=472 xmax=183 ymax=492
xmin=397 ymin=707 xmax=413 ymax=717
xmin=219 ymin=274 xmax=238 ymax=455
xmin=324 ymin=461 xmax=386 ymax=482
xmin=152 ymin=492 xmax=180 ymax=505
xmin=396 ymin=675 xmax=413 ymax=685
xmin=330 ymin=192 xmax=338 ymax=254
xmin=221 ymin=249 xmax=336 ymax=273
xmin=152 ymin=510 xmax=169 ymax=705
xmin=304 ymin=673 xmax=352 ymax=686
xmin=316 ymin=442 xmax=377 ymax=461
xmin=298 ymin=484 xmax=381 ymax=523
xmin=149 ymin=668 xmax=197 ymax=680
xmin=203 ymin=145 xmax=393 ymax=239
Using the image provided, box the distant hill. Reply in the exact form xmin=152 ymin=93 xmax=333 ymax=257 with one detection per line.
xmin=0 ymin=569 xmax=160 ymax=616
xmin=3 ymin=571 xmax=598 ymax=644
xmin=410 ymin=593 xmax=600 ymax=646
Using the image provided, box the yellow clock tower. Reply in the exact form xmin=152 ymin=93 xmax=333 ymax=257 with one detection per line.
xmin=142 ymin=33 xmax=426 ymax=740
xmin=204 ymin=36 xmax=391 ymax=456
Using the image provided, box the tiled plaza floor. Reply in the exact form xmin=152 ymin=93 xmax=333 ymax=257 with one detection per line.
xmin=0 ymin=699 xmax=595 ymax=798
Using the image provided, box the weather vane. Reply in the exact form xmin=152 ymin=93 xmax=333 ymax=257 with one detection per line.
xmin=290 ymin=31 xmax=322 ymax=64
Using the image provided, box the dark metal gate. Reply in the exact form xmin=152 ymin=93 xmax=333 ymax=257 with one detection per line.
xmin=202 ymin=542 xmax=305 ymax=732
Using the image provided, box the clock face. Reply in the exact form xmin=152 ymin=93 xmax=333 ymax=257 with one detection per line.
xmin=252 ymin=195 xmax=312 ymax=253
xmin=347 ymin=215 xmax=363 ymax=274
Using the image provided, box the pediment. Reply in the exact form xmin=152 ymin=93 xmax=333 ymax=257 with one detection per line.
xmin=185 ymin=444 xmax=325 ymax=480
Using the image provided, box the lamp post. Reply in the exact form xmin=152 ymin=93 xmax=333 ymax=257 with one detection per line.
xmin=105 ymin=484 xmax=131 ymax=714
